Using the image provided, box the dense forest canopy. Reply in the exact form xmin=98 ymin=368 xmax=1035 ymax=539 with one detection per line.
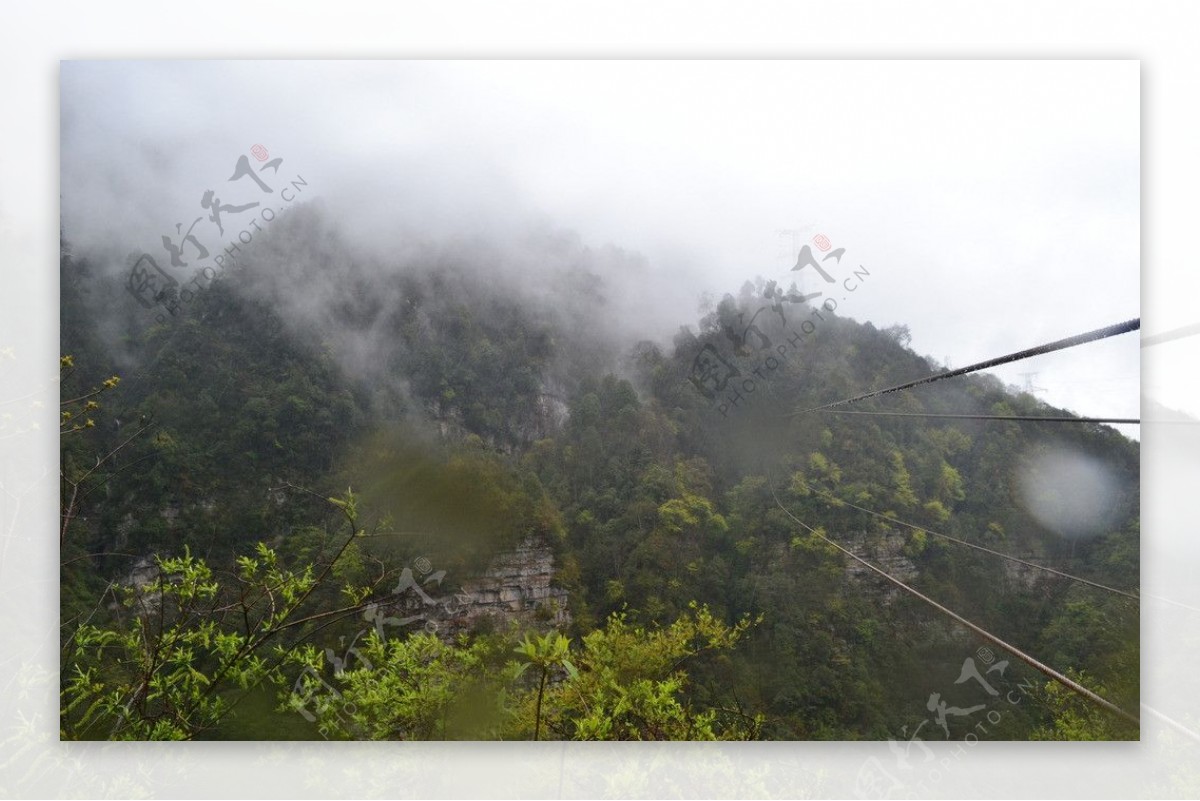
xmin=60 ymin=204 xmax=1139 ymax=741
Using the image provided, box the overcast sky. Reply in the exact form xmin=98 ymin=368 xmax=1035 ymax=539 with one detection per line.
xmin=60 ymin=60 xmax=1140 ymax=433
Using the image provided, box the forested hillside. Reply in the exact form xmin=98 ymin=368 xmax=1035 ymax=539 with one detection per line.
xmin=59 ymin=205 xmax=1139 ymax=741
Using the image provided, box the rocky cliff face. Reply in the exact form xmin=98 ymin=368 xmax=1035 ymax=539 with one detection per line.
xmin=378 ymin=535 xmax=571 ymax=639
xmin=119 ymin=534 xmax=570 ymax=641
xmin=444 ymin=535 xmax=571 ymax=633
xmin=841 ymin=529 xmax=1049 ymax=603
xmin=840 ymin=529 xmax=919 ymax=602
xmin=112 ymin=555 xmax=164 ymax=615
xmin=999 ymin=553 xmax=1048 ymax=591
xmin=430 ymin=377 xmax=571 ymax=454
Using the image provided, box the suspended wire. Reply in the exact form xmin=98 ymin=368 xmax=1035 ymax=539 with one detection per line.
xmin=1143 ymin=594 xmax=1200 ymax=614
xmin=792 ymin=318 xmax=1141 ymax=415
xmin=1142 ymin=321 xmax=1200 ymax=348
xmin=814 ymin=409 xmax=1140 ymax=425
xmin=770 ymin=485 xmax=1139 ymax=725
xmin=797 ymin=480 xmax=1139 ymax=600
xmin=1140 ymin=704 xmax=1200 ymax=744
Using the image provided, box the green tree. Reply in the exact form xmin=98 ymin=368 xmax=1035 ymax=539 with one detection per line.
xmin=512 ymin=631 xmax=579 ymax=740
xmin=286 ymin=630 xmax=506 ymax=740
xmin=1030 ymin=670 xmax=1138 ymax=741
xmin=517 ymin=604 xmax=761 ymax=741
xmin=61 ymin=490 xmax=387 ymax=740
xmin=297 ymin=604 xmax=759 ymax=741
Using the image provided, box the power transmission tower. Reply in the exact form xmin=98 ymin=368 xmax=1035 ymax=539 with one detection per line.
xmin=1019 ymin=371 xmax=1046 ymax=394
xmin=776 ymin=228 xmax=806 ymax=262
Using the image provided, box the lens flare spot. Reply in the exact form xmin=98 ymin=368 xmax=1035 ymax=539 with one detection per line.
xmin=1016 ymin=449 xmax=1120 ymax=539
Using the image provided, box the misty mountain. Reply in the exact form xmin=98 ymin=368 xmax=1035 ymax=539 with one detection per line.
xmin=60 ymin=203 xmax=1139 ymax=740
